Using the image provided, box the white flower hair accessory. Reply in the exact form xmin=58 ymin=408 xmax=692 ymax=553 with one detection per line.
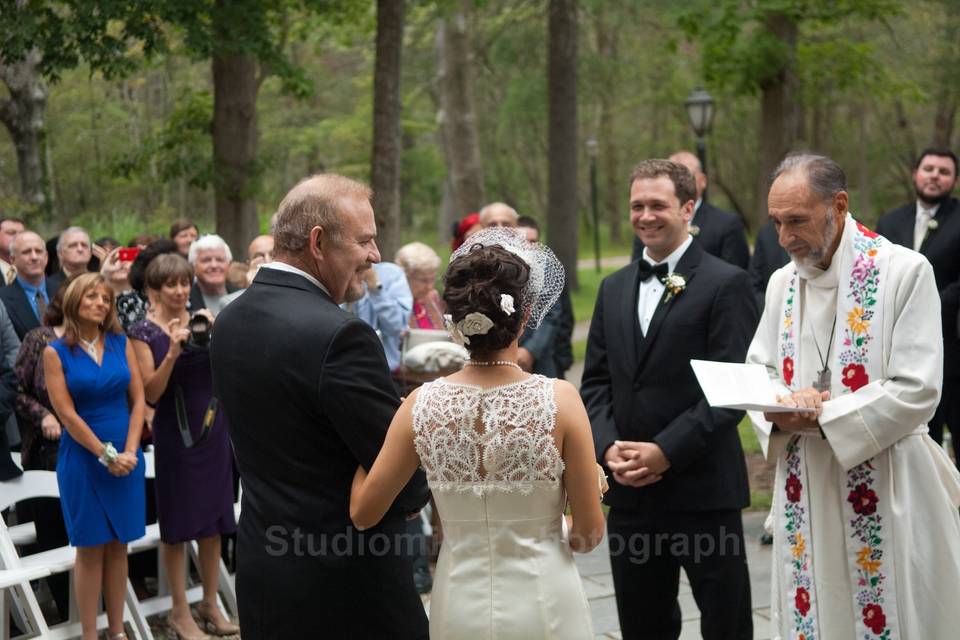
xmin=443 ymin=312 xmax=494 ymax=346
xmin=500 ymin=294 xmax=515 ymax=316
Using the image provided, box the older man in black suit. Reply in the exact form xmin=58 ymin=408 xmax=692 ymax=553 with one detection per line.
xmin=877 ymin=146 xmax=960 ymax=462
xmin=631 ymin=150 xmax=749 ymax=269
xmin=583 ymin=159 xmax=758 ymax=639
xmin=210 ymin=174 xmax=430 ymax=639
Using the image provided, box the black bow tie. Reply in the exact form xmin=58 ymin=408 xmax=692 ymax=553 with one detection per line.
xmin=638 ymin=260 xmax=669 ymax=283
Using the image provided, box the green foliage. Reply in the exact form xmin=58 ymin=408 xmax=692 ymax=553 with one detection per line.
xmin=112 ymin=88 xmax=214 ymax=188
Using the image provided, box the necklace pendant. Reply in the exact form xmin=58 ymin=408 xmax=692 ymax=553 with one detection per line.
xmin=814 ymin=368 xmax=831 ymax=394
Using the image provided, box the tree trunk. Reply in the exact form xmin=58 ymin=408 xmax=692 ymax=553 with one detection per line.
xmin=370 ymin=0 xmax=405 ymax=261
xmin=755 ymin=11 xmax=798 ymax=229
xmin=0 ymin=49 xmax=50 ymax=215
xmin=931 ymin=2 xmax=960 ymax=147
xmin=436 ymin=2 xmax=485 ymax=237
xmin=595 ymin=13 xmax=620 ymax=244
xmin=210 ymin=0 xmax=261 ymax=255
xmin=547 ymin=0 xmax=579 ymax=289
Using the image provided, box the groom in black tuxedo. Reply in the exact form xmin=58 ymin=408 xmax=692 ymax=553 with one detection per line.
xmin=876 ymin=147 xmax=960 ymax=462
xmin=211 ymin=174 xmax=430 ymax=639
xmin=582 ymin=159 xmax=758 ymax=639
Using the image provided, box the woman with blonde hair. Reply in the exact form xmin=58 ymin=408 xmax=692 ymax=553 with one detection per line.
xmin=44 ymin=273 xmax=146 ymax=640
xmin=395 ymin=241 xmax=444 ymax=330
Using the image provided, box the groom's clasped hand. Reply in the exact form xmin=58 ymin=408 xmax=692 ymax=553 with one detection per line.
xmin=603 ymin=440 xmax=670 ymax=488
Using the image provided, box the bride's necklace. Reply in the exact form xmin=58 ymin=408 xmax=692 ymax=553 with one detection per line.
xmin=79 ymin=334 xmax=99 ymax=360
xmin=465 ymin=360 xmax=522 ymax=371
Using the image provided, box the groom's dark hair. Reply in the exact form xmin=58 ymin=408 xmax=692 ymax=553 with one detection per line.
xmin=443 ymin=245 xmax=529 ymax=357
xmin=628 ymin=159 xmax=697 ymax=207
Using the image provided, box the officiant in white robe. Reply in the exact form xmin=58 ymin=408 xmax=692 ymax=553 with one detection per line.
xmin=747 ymin=153 xmax=960 ymax=640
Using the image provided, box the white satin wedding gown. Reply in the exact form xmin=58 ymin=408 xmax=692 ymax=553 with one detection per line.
xmin=412 ymin=374 xmax=594 ymax=639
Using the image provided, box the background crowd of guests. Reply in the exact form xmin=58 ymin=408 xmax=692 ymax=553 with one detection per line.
xmin=0 ymin=217 xmax=243 ymax=639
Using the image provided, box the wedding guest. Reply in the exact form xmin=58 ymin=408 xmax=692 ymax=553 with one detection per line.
xmin=48 ymin=226 xmax=93 ymax=292
xmin=129 ymin=253 xmax=238 ymax=638
xmin=120 ymin=239 xmax=179 ymax=332
xmin=346 ymin=262 xmax=412 ymax=372
xmin=170 ymin=219 xmax=199 ymax=258
xmin=395 ymin=242 xmax=443 ymax=330
xmin=44 ymin=273 xmax=146 ymax=640
xmin=451 ymin=212 xmax=481 ymax=251
xmin=0 ymin=216 xmax=25 ymax=285
xmin=0 ymin=231 xmax=58 ymax=340
xmin=188 ymin=235 xmax=237 ymax=316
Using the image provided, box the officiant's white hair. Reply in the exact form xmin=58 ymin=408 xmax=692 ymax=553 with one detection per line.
xmin=770 ymin=153 xmax=847 ymax=206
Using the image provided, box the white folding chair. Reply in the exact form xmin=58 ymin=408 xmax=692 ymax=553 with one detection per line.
xmin=0 ymin=470 xmax=151 ymax=639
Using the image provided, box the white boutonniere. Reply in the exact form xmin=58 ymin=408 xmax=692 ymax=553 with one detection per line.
xmin=688 ymin=224 xmax=701 ymax=237
xmin=661 ymin=273 xmax=686 ymax=302
xmin=928 ymin=218 xmax=939 ymax=232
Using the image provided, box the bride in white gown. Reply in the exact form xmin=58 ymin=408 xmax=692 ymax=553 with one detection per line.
xmin=351 ymin=229 xmax=606 ymax=639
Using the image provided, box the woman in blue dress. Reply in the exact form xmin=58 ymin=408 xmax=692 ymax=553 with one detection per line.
xmin=44 ymin=273 xmax=146 ymax=640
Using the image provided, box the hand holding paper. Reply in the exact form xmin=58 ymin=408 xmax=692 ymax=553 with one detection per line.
xmin=689 ymin=360 xmax=817 ymax=414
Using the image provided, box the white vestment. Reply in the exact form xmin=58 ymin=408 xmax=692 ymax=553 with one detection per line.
xmin=748 ymin=214 xmax=960 ymax=640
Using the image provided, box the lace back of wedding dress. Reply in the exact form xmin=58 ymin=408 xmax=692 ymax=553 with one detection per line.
xmin=412 ymin=375 xmax=564 ymax=495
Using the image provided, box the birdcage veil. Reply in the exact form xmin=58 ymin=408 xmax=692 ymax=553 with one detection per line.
xmin=447 ymin=227 xmax=565 ymax=329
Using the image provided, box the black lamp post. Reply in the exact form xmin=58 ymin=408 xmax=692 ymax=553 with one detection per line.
xmin=683 ymin=86 xmax=716 ymax=202
xmin=586 ymin=136 xmax=601 ymax=273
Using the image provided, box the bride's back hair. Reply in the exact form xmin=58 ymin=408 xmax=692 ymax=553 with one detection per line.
xmin=443 ymin=244 xmax=529 ymax=357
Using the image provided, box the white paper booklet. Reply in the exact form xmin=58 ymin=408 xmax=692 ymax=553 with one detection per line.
xmin=689 ymin=359 xmax=816 ymax=413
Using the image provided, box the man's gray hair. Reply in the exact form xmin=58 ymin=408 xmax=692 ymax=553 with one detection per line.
xmin=273 ymin=174 xmax=372 ymax=255
xmin=56 ymin=226 xmax=90 ymax=252
xmin=771 ymin=153 xmax=847 ymax=204
xmin=188 ymin=234 xmax=233 ymax=264
xmin=11 ymin=231 xmax=45 ymax=257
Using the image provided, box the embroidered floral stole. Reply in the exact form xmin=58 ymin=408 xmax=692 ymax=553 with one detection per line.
xmin=775 ymin=214 xmax=898 ymax=639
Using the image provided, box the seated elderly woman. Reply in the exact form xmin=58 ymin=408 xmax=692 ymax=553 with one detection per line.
xmin=188 ymin=234 xmax=239 ymax=316
xmin=395 ymin=242 xmax=444 ymax=330
xmin=43 ymin=273 xmax=146 ymax=640
xmin=129 ymin=253 xmax=239 ymax=638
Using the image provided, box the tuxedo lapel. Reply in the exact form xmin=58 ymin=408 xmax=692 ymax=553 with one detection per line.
xmin=634 ymin=242 xmax=703 ymax=373
xmin=919 ymin=198 xmax=956 ymax=254
xmin=619 ymin=261 xmax=641 ymax=370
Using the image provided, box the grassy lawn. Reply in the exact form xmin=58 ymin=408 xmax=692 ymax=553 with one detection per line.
xmin=571 ymin=265 xmax=619 ymax=324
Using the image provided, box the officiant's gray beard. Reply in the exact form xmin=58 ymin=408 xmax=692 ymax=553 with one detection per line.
xmin=791 ymin=209 xmax=839 ymax=271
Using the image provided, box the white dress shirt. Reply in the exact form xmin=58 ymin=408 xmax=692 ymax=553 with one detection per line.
xmin=914 ymin=200 xmax=939 ymax=251
xmin=637 ymin=235 xmax=693 ymax=335
xmin=260 ymin=261 xmax=332 ymax=297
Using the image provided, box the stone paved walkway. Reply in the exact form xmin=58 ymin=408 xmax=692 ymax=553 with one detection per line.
xmin=579 ymin=510 xmax=772 ymax=639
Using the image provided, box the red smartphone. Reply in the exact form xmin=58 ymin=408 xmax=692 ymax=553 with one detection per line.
xmin=118 ymin=247 xmax=140 ymax=262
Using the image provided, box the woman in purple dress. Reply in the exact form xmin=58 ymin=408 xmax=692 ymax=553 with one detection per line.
xmin=128 ymin=254 xmax=238 ymax=639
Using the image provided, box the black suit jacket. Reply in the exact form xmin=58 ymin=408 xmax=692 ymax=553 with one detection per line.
xmin=210 ymin=267 xmax=430 ymax=639
xmin=581 ymin=242 xmax=757 ymax=511
xmin=0 ymin=279 xmax=57 ymax=340
xmin=631 ymin=202 xmax=750 ymax=269
xmin=877 ymin=198 xmax=960 ymax=379
xmin=748 ymin=219 xmax=790 ymax=308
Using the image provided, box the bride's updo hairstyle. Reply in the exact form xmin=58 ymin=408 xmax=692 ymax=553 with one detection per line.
xmin=443 ymin=244 xmax=529 ymax=356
